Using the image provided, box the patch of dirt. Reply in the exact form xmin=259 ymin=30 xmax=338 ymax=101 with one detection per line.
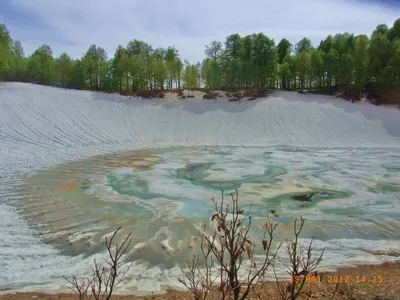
xmin=374 ymin=90 xmax=400 ymax=106
xmin=302 ymin=86 xmax=400 ymax=108
xmin=202 ymin=91 xmax=219 ymax=99
xmin=119 ymin=90 xmax=165 ymax=99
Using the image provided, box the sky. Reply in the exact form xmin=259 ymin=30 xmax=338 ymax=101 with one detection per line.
xmin=1 ymin=0 xmax=400 ymax=63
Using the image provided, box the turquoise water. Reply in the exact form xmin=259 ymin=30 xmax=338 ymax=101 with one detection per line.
xmin=20 ymin=146 xmax=400 ymax=267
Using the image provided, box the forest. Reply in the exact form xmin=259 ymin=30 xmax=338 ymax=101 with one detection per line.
xmin=0 ymin=19 xmax=400 ymax=104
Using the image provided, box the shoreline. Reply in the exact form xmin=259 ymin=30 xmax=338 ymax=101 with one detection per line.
xmin=3 ymin=82 xmax=400 ymax=110
xmin=2 ymin=261 xmax=400 ymax=299
xmin=116 ymin=87 xmax=400 ymax=109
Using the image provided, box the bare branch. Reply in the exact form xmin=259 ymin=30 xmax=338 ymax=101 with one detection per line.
xmin=64 ymin=227 xmax=132 ymax=300
xmin=62 ymin=275 xmax=93 ymax=300
xmin=275 ymin=217 xmax=325 ymax=300
xmin=180 ymin=188 xmax=281 ymax=300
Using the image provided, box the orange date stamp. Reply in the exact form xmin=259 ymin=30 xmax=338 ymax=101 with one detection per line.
xmin=290 ymin=275 xmax=383 ymax=284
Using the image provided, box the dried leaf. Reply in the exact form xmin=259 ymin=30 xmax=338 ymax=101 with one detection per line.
xmin=262 ymin=239 xmax=268 ymax=251
xmin=219 ymin=281 xmax=227 ymax=291
xmin=246 ymin=245 xmax=252 ymax=258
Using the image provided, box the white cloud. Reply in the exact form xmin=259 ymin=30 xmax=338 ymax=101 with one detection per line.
xmin=4 ymin=0 xmax=400 ymax=63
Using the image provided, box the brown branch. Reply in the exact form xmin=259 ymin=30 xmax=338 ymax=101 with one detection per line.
xmin=63 ymin=227 xmax=132 ymax=300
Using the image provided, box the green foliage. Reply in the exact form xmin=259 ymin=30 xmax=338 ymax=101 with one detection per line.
xmin=183 ymin=62 xmax=200 ymax=91
xmin=295 ymin=37 xmax=313 ymax=54
xmin=296 ymin=51 xmax=311 ymax=89
xmin=205 ymin=40 xmax=222 ymax=60
xmin=0 ymin=24 xmax=13 ymax=80
xmin=277 ymin=38 xmax=292 ymax=64
xmin=1 ymin=18 xmax=400 ymax=99
xmin=54 ymin=53 xmax=73 ymax=88
xmin=27 ymin=45 xmax=54 ymax=85
xmin=10 ymin=40 xmax=27 ymax=81
xmin=354 ymin=35 xmax=369 ymax=88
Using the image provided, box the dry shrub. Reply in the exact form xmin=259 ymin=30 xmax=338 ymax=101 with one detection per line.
xmin=374 ymin=90 xmax=400 ymax=106
xmin=64 ymin=227 xmax=132 ymax=300
xmin=179 ymin=189 xmax=280 ymax=300
xmin=199 ymin=88 xmax=212 ymax=93
xmin=273 ymin=217 xmax=324 ymax=300
xmin=119 ymin=91 xmax=131 ymax=97
xmin=243 ymin=89 xmax=268 ymax=98
xmin=232 ymin=92 xmax=243 ymax=98
xmin=203 ymin=91 xmax=219 ymax=100
xmin=180 ymin=188 xmax=326 ymax=300
xmin=135 ymin=90 xmax=165 ymax=99
xmin=339 ymin=89 xmax=361 ymax=102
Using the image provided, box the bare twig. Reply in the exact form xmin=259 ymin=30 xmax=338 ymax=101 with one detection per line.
xmin=62 ymin=275 xmax=93 ymax=300
xmin=180 ymin=187 xmax=281 ymax=300
xmin=274 ymin=217 xmax=325 ymax=300
xmin=64 ymin=227 xmax=132 ymax=300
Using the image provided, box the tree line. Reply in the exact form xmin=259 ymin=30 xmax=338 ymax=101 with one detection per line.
xmin=1 ymin=19 xmax=399 ymax=100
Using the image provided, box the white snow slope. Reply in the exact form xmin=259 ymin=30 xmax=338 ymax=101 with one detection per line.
xmin=1 ymin=82 xmax=400 ymax=294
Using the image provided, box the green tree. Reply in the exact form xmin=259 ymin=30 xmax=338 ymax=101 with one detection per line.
xmin=368 ymin=32 xmax=390 ymax=85
xmin=203 ymin=40 xmax=224 ymax=89
xmin=295 ymin=37 xmax=313 ymax=54
xmin=354 ymin=34 xmax=369 ymax=89
xmin=54 ymin=53 xmax=73 ymax=88
xmin=373 ymin=24 xmax=389 ymax=36
xmin=11 ymin=40 xmax=26 ymax=81
xmin=387 ymin=18 xmax=400 ymax=41
xmin=205 ymin=40 xmax=222 ymax=60
xmin=296 ymin=51 xmax=312 ymax=89
xmin=332 ymin=33 xmax=355 ymax=86
xmin=224 ymin=34 xmax=243 ymax=89
xmin=319 ymin=35 xmax=333 ymax=54
xmin=69 ymin=59 xmax=86 ymax=90
xmin=183 ymin=62 xmax=200 ymax=93
xmin=126 ymin=40 xmax=153 ymax=91
xmin=0 ymin=24 xmax=13 ymax=80
xmin=175 ymin=59 xmax=183 ymax=90
xmin=201 ymin=58 xmax=215 ymax=89
xmin=27 ymin=45 xmax=54 ymax=85
xmin=324 ymin=48 xmax=339 ymax=87
xmin=165 ymin=47 xmax=182 ymax=90
xmin=382 ymin=40 xmax=400 ymax=88
xmin=241 ymin=34 xmax=255 ymax=88
xmin=82 ymin=44 xmax=108 ymax=90
xmin=2 ymin=19 xmax=400 ymax=100
xmin=112 ymin=45 xmax=129 ymax=91
xmin=252 ymin=33 xmax=277 ymax=88
xmin=278 ymin=59 xmax=291 ymax=89
xmin=310 ymin=49 xmax=324 ymax=88
xmin=277 ymin=38 xmax=292 ymax=64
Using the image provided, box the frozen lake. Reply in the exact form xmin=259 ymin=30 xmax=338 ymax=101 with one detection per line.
xmin=1 ymin=82 xmax=400 ymax=294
